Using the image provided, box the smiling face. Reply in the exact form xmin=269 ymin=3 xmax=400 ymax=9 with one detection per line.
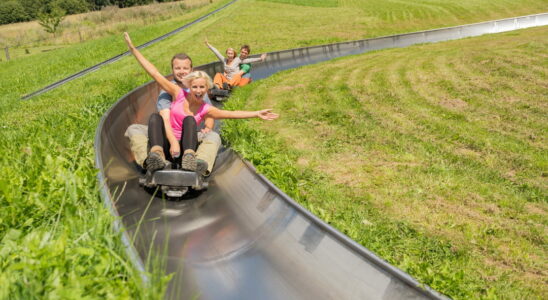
xmin=189 ymin=77 xmax=208 ymax=102
xmin=226 ymin=48 xmax=236 ymax=60
xmin=172 ymin=58 xmax=192 ymax=83
xmin=239 ymin=48 xmax=249 ymax=60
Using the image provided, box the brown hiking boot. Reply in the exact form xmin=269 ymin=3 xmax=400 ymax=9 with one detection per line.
xmin=143 ymin=152 xmax=166 ymax=172
xmin=196 ymin=159 xmax=209 ymax=176
xmin=181 ymin=150 xmax=197 ymax=171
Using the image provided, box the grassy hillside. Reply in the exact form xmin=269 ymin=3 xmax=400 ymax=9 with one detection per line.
xmin=223 ymin=26 xmax=548 ymax=299
xmin=2 ymin=0 xmax=548 ymax=103
xmin=0 ymin=0 xmax=218 ymax=61
xmin=0 ymin=0 xmax=546 ymax=298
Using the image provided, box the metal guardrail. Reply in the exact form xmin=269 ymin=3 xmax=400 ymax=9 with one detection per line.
xmin=20 ymin=0 xmax=238 ymax=100
xmin=95 ymin=13 xmax=547 ymax=300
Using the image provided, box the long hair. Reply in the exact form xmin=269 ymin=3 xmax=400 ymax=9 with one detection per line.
xmin=183 ymin=71 xmax=213 ymax=90
xmin=226 ymin=47 xmax=236 ymax=60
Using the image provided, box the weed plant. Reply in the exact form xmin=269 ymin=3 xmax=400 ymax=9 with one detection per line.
xmin=1 ymin=0 xmax=547 ymax=298
xmin=222 ymin=26 xmax=548 ymax=299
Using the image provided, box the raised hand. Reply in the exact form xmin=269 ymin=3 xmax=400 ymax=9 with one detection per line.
xmin=257 ymin=109 xmax=279 ymax=120
xmin=124 ymin=32 xmax=135 ymax=50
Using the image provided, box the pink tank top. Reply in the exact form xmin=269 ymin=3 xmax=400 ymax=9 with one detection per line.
xmin=170 ymin=90 xmax=210 ymax=140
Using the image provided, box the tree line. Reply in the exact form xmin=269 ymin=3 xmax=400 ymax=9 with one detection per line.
xmin=0 ymin=0 xmax=180 ymax=25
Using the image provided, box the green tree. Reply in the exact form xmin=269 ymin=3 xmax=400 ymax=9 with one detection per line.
xmin=85 ymin=0 xmax=115 ymax=10
xmin=37 ymin=6 xmax=66 ymax=35
xmin=0 ymin=1 xmax=31 ymax=25
xmin=19 ymin=0 xmax=52 ymax=18
xmin=113 ymin=0 xmax=153 ymax=8
xmin=53 ymin=0 xmax=90 ymax=14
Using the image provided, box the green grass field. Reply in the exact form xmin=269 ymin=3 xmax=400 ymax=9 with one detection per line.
xmin=0 ymin=0 xmax=546 ymax=298
xmin=223 ymin=26 xmax=548 ymax=299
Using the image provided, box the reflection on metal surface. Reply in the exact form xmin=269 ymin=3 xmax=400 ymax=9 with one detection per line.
xmin=95 ymin=13 xmax=547 ymax=299
xmin=299 ymin=224 xmax=325 ymax=253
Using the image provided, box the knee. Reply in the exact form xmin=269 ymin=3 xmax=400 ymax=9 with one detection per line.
xmin=148 ymin=113 xmax=162 ymax=127
xmin=183 ymin=116 xmax=196 ymax=126
xmin=202 ymin=131 xmax=221 ymax=145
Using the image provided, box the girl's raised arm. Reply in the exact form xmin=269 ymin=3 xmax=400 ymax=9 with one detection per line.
xmin=205 ymin=39 xmax=225 ymax=62
xmin=241 ymin=53 xmax=267 ymax=64
xmin=124 ymin=32 xmax=180 ymax=98
xmin=206 ymin=107 xmax=279 ymax=120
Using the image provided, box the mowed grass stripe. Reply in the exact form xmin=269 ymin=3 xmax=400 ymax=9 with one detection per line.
xmin=402 ymin=49 xmax=546 ymax=187
xmin=222 ymin=26 xmax=547 ymax=299
xmin=422 ymin=45 xmax=547 ymax=187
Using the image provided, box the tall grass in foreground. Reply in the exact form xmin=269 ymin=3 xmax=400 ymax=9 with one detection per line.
xmin=0 ymin=1 xmax=230 ymax=298
xmin=222 ymin=26 xmax=547 ymax=299
xmin=0 ymin=98 xmax=170 ymax=298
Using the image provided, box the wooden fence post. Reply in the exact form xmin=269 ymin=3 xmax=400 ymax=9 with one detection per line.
xmin=4 ymin=46 xmax=10 ymax=61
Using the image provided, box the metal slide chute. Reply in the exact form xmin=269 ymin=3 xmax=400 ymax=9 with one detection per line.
xmin=95 ymin=64 xmax=443 ymax=299
xmin=95 ymin=13 xmax=547 ymax=299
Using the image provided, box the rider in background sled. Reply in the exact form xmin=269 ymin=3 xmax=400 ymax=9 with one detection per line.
xmin=205 ymin=39 xmax=267 ymax=91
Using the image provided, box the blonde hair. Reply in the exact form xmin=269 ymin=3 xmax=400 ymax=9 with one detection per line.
xmin=226 ymin=47 xmax=236 ymax=58
xmin=183 ymin=71 xmax=213 ymax=90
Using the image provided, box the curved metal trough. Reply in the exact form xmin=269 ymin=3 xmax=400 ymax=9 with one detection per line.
xmin=95 ymin=13 xmax=547 ymax=299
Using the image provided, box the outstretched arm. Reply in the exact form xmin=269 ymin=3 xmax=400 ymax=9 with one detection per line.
xmin=241 ymin=53 xmax=267 ymax=64
xmin=206 ymin=107 xmax=279 ymax=120
xmin=124 ymin=32 xmax=180 ymax=98
xmin=205 ymin=38 xmax=225 ymax=63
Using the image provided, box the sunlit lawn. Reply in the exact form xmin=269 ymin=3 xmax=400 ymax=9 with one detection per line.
xmin=223 ymin=26 xmax=548 ymax=299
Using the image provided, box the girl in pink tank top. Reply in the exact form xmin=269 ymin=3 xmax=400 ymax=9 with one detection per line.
xmin=170 ymin=90 xmax=210 ymax=140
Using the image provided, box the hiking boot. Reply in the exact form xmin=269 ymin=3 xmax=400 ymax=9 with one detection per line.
xmin=196 ymin=159 xmax=209 ymax=176
xmin=143 ymin=152 xmax=166 ymax=172
xmin=181 ymin=150 xmax=197 ymax=171
xmin=210 ymin=88 xmax=229 ymax=97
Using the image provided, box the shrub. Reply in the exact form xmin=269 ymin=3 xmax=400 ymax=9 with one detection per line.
xmin=0 ymin=1 xmax=31 ymax=25
xmin=37 ymin=6 xmax=66 ymax=35
xmin=85 ymin=0 xmax=115 ymax=10
xmin=53 ymin=0 xmax=90 ymax=14
xmin=113 ymin=0 xmax=154 ymax=8
xmin=19 ymin=0 xmax=52 ymax=19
